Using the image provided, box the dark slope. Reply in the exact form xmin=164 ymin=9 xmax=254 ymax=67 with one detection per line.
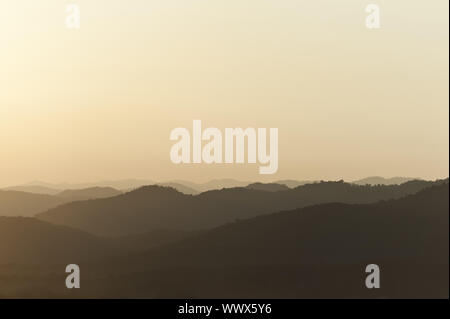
xmin=88 ymin=182 xmax=448 ymax=298
xmin=273 ymin=179 xmax=315 ymax=188
xmin=37 ymin=179 xmax=447 ymax=236
xmin=245 ymin=182 xmax=290 ymax=192
xmin=0 ymin=187 xmax=122 ymax=217
xmin=0 ymin=217 xmax=196 ymax=265
xmin=0 ymin=217 xmax=117 ymax=264
xmin=143 ymin=182 xmax=449 ymax=268
xmin=0 ymin=183 xmax=447 ymax=298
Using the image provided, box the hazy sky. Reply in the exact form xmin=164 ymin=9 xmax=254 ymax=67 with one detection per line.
xmin=0 ymin=0 xmax=448 ymax=186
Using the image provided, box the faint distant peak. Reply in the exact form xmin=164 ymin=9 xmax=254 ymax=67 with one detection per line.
xmin=352 ymin=176 xmax=420 ymax=186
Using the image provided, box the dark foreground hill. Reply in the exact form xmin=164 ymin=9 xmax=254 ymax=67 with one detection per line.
xmin=2 ymin=182 xmax=447 ymax=298
xmin=0 ymin=217 xmax=117 ymax=264
xmin=0 ymin=218 xmax=195 ymax=265
xmin=156 ymin=182 xmax=200 ymax=195
xmin=37 ymin=179 xmax=447 ymax=236
xmin=90 ymin=182 xmax=450 ymax=298
xmin=143 ymin=182 xmax=449 ymax=267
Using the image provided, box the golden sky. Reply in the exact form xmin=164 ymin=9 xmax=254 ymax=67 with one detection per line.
xmin=0 ymin=0 xmax=448 ymax=186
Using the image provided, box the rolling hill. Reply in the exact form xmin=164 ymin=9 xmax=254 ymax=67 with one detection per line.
xmin=167 ymin=179 xmax=250 ymax=192
xmin=0 ymin=218 xmax=195 ymax=265
xmin=144 ymin=182 xmax=449 ymax=268
xmin=156 ymin=183 xmax=199 ymax=195
xmin=273 ymin=179 xmax=315 ymax=188
xmin=352 ymin=176 xmax=417 ymax=185
xmin=0 ymin=182 xmax=447 ymax=298
xmin=2 ymin=185 xmax=61 ymax=195
xmin=0 ymin=191 xmax=67 ymax=217
xmin=89 ymin=182 xmax=449 ymax=298
xmin=246 ymin=182 xmax=290 ymax=192
xmin=0 ymin=217 xmax=117 ymax=264
xmin=37 ymin=179 xmax=447 ymax=236
xmin=0 ymin=187 xmax=123 ymax=217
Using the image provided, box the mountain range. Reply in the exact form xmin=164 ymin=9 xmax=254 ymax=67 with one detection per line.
xmin=36 ymin=179 xmax=447 ymax=236
xmin=4 ymin=176 xmax=419 ymax=195
xmin=0 ymin=187 xmax=122 ymax=217
xmin=352 ymin=176 xmax=417 ymax=185
xmin=0 ymin=181 xmax=447 ymax=298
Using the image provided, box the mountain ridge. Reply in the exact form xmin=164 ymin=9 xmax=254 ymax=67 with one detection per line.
xmin=36 ymin=179 xmax=448 ymax=236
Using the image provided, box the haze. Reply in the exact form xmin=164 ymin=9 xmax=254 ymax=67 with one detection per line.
xmin=0 ymin=0 xmax=448 ymax=187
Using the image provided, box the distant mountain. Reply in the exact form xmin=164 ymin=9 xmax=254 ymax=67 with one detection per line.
xmin=2 ymin=185 xmax=61 ymax=195
xmin=0 ymin=191 xmax=66 ymax=217
xmin=156 ymin=183 xmax=199 ymax=195
xmin=246 ymin=182 xmax=290 ymax=192
xmin=168 ymin=179 xmax=250 ymax=192
xmin=37 ymin=179 xmax=447 ymax=237
xmin=0 ymin=217 xmax=117 ymax=264
xmin=56 ymin=187 xmax=122 ymax=201
xmin=16 ymin=179 xmax=245 ymax=193
xmin=352 ymin=176 xmax=417 ymax=185
xmin=22 ymin=179 xmax=155 ymax=191
xmin=109 ymin=229 xmax=200 ymax=252
xmin=273 ymin=179 xmax=316 ymax=188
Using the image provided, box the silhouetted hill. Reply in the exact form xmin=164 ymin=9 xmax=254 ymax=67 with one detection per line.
xmin=0 ymin=187 xmax=122 ymax=217
xmin=168 ymin=179 xmax=249 ymax=192
xmin=0 ymin=191 xmax=66 ymax=217
xmin=0 ymin=217 xmax=117 ymax=264
xmin=145 ymin=182 xmax=448 ymax=267
xmin=273 ymin=179 xmax=316 ymax=188
xmin=0 ymin=218 xmax=195 ymax=265
xmin=156 ymin=183 xmax=199 ymax=195
xmin=56 ymin=187 xmax=122 ymax=201
xmin=246 ymin=182 xmax=290 ymax=192
xmin=109 ymin=229 xmax=200 ymax=252
xmin=18 ymin=179 xmax=246 ymax=193
xmin=352 ymin=176 xmax=417 ymax=185
xmin=88 ymin=182 xmax=448 ymax=298
xmin=0 ymin=183 xmax=448 ymax=298
xmin=37 ymin=179 xmax=447 ymax=236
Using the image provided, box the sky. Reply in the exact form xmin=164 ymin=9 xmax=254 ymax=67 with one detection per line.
xmin=0 ymin=0 xmax=448 ymax=187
